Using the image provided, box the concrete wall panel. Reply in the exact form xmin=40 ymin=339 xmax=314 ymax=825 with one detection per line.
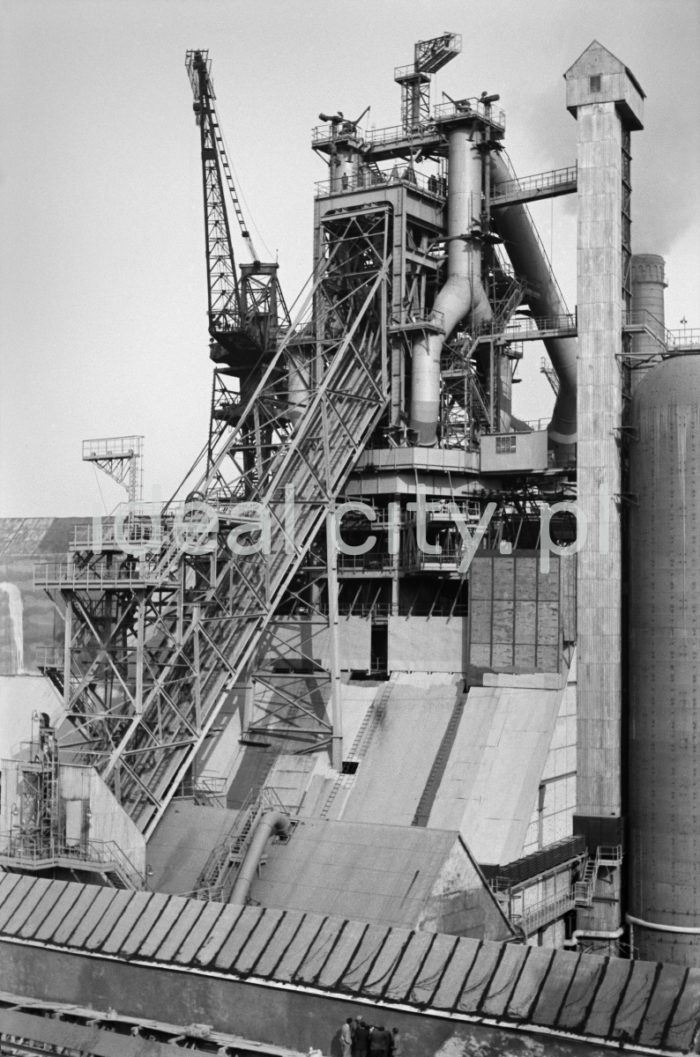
xmin=388 ymin=617 xmax=466 ymax=672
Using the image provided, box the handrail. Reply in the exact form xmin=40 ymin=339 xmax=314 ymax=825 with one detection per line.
xmin=513 ymin=890 xmax=576 ymax=934
xmin=0 ymin=831 xmax=144 ymax=889
xmin=315 ymin=167 xmax=446 ymax=201
xmin=433 ymin=97 xmax=506 ymax=130
xmin=491 ymin=165 xmax=577 ymax=202
xmin=34 ymin=562 xmax=163 ymax=588
xmin=34 ymin=646 xmax=64 ymax=669
xmin=597 ymin=843 xmax=623 ymax=864
xmin=668 ymin=327 xmax=700 ymax=349
xmin=312 ymin=95 xmax=505 ymax=150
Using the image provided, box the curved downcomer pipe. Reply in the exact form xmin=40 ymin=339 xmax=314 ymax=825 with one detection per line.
xmin=490 ymin=153 xmax=577 ymax=462
xmin=410 ymin=127 xmax=492 ymax=446
xmin=563 ymin=927 xmax=624 ymax=949
xmin=229 ymin=810 xmax=291 ymax=905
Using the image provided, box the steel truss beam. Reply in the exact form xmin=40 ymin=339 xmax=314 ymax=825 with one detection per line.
xmin=40 ymin=206 xmax=393 ymax=837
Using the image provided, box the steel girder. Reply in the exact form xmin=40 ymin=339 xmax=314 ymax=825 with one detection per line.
xmin=39 ymin=206 xmax=393 ymax=837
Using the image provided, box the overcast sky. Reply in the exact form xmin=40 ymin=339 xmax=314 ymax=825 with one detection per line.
xmin=2 ymin=0 xmax=698 ymax=517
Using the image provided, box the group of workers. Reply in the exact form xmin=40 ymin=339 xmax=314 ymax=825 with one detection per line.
xmin=340 ymin=1017 xmax=402 ymax=1057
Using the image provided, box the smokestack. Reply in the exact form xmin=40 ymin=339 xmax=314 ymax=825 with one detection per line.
xmin=630 ymin=253 xmax=667 ymax=387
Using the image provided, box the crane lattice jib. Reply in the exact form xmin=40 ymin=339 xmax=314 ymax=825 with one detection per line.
xmin=186 ymin=49 xmax=259 ymax=339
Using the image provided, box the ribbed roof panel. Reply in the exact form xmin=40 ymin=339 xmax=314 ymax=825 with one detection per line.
xmin=0 ymin=873 xmax=698 ymax=1053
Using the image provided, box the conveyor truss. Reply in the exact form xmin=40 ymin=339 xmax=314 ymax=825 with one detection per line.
xmin=36 ymin=207 xmax=393 ymax=838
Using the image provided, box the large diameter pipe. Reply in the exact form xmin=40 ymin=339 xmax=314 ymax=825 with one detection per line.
xmin=409 ymin=127 xmax=492 ymax=446
xmin=229 ymin=810 xmax=291 ymax=905
xmin=490 ymin=154 xmax=576 ymax=460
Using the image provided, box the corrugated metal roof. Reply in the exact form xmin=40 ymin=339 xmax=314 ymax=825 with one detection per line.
xmin=0 ymin=873 xmax=698 ymax=1053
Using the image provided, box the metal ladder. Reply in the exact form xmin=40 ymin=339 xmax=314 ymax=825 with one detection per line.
xmin=319 ymin=680 xmax=394 ymax=819
xmin=411 ymin=695 xmax=465 ymax=826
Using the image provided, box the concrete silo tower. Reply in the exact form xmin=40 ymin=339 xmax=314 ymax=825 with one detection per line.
xmin=564 ymin=41 xmax=645 ymax=933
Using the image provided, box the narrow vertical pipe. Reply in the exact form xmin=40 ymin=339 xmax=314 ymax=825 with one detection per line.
xmin=242 ymin=660 xmax=255 ymax=733
xmin=326 ymin=505 xmax=343 ymax=770
xmin=63 ymin=600 xmax=72 ymax=711
xmin=192 ymin=604 xmax=201 ymax=728
xmin=135 ymin=599 xmax=145 ymax=716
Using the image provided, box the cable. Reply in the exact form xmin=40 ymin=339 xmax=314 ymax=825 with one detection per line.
xmin=91 ymin=464 xmax=110 ymax=515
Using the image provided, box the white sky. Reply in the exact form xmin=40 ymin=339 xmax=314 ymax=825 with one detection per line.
xmin=2 ymin=0 xmax=698 ymax=517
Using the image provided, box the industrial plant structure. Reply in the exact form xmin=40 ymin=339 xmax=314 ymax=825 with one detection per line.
xmin=1 ymin=35 xmax=700 ymax=1056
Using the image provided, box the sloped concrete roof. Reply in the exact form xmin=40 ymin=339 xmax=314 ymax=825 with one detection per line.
xmin=0 ymin=873 xmax=698 ymax=1053
xmin=428 ymin=680 xmax=564 ymax=863
xmin=339 ymin=677 xmax=461 ymax=826
xmin=249 ymin=817 xmax=512 ymax=938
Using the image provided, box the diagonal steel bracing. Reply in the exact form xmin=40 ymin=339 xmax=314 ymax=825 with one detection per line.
xmin=38 ymin=207 xmax=393 ymax=837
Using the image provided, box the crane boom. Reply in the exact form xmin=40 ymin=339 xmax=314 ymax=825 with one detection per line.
xmin=186 ymin=49 xmax=287 ymax=374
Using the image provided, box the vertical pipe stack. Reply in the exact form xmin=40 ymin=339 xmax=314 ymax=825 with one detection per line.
xmin=409 ymin=126 xmax=491 ymax=445
xmin=630 ymin=253 xmax=667 ymax=388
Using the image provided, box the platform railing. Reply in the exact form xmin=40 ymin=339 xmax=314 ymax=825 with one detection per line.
xmin=491 ymin=165 xmax=577 ymax=203
xmin=512 ymin=890 xmax=576 ymax=936
xmin=315 ymin=167 xmax=446 ymax=200
xmin=433 ymin=97 xmax=506 ymax=130
xmin=0 ymin=832 xmax=144 ymax=890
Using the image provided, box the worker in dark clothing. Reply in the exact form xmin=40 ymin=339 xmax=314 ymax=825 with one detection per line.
xmin=390 ymin=1028 xmax=402 ymax=1057
xmin=369 ymin=1025 xmax=391 ymax=1057
xmin=353 ymin=1019 xmax=369 ymax=1057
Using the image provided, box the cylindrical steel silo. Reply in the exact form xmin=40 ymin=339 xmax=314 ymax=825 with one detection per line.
xmin=627 ymin=351 xmax=700 ymax=965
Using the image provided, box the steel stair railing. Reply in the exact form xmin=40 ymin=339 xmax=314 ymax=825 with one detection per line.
xmin=189 ymin=786 xmax=288 ymax=901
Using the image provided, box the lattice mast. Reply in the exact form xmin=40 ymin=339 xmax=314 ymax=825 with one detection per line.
xmin=394 ymin=33 xmax=462 ymax=132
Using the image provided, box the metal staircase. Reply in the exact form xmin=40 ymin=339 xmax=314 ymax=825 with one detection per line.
xmin=37 ymin=208 xmax=393 ymax=839
xmin=319 ymin=679 xmax=394 ymax=819
xmin=574 ymin=845 xmax=624 ymax=907
xmin=412 ymin=695 xmax=465 ymax=826
xmin=191 ymin=786 xmax=287 ymax=901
